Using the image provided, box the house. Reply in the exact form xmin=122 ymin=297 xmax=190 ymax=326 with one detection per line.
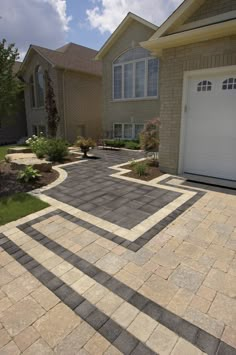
xmin=95 ymin=13 xmax=160 ymax=140
xmin=141 ymin=0 xmax=236 ymax=182
xmin=20 ymin=43 xmax=102 ymax=143
xmin=0 ymin=61 xmax=27 ymax=145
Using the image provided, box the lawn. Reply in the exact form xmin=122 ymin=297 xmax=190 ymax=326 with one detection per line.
xmin=0 ymin=193 xmax=49 ymax=225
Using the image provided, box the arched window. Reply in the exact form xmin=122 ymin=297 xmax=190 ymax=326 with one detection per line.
xmin=222 ymin=78 xmax=236 ymax=90
xmin=35 ymin=66 xmax=45 ymax=107
xmin=29 ymin=75 xmax=35 ymax=107
xmin=113 ymin=48 xmax=159 ymax=100
xmin=197 ymin=80 xmax=212 ymax=92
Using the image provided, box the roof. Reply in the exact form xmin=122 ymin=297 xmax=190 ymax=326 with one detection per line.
xmin=20 ymin=42 xmax=102 ymax=76
xmin=95 ymin=12 xmax=158 ymax=60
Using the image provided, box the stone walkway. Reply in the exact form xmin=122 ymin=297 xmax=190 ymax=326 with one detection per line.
xmin=0 ymin=149 xmax=236 ymax=354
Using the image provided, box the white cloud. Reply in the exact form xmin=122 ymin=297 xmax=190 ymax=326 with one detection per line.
xmin=0 ymin=0 xmax=71 ymax=59
xmin=86 ymin=0 xmax=184 ymax=34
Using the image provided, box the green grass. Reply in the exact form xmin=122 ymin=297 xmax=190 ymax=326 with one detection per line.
xmin=0 ymin=193 xmax=49 ymax=225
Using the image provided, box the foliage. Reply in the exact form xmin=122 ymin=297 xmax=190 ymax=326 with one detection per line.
xmin=129 ymin=159 xmax=137 ymax=168
xmin=134 ymin=162 xmax=147 ymax=176
xmin=140 ymin=118 xmax=160 ymax=152
xmin=26 ymin=134 xmax=47 ymax=158
xmin=76 ymin=136 xmax=95 ymax=158
xmin=0 ymin=193 xmax=49 ymax=225
xmin=46 ymin=139 xmax=69 ymax=162
xmin=0 ymin=39 xmax=23 ymax=121
xmin=17 ymin=166 xmax=41 ymax=183
xmin=45 ymin=70 xmax=60 ymax=137
xmin=124 ymin=141 xmax=140 ymax=150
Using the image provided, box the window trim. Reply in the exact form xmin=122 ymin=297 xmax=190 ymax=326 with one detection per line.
xmin=113 ymin=123 xmax=145 ymax=140
xmin=112 ymin=55 xmax=159 ymax=101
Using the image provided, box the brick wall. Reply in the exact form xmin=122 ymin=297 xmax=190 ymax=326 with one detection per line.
xmin=186 ymin=0 xmax=236 ymax=23
xmin=159 ymin=35 xmax=236 ymax=174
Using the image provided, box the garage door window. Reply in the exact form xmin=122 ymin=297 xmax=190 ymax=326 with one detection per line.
xmin=222 ymin=78 xmax=236 ymax=90
xmin=197 ymin=80 xmax=212 ymax=92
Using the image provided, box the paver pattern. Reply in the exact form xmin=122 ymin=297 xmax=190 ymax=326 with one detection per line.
xmin=0 ymin=149 xmax=236 ymax=354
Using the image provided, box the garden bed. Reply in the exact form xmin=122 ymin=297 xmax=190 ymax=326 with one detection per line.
xmin=123 ymin=159 xmax=164 ymax=181
xmin=0 ymin=162 xmax=59 ymax=198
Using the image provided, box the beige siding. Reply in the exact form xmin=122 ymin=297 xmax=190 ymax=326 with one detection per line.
xmin=23 ymin=52 xmax=64 ymax=137
xmin=186 ymin=0 xmax=236 ymax=23
xmin=64 ymin=71 xmax=102 ymax=143
xmin=159 ymin=35 xmax=236 ymax=174
xmin=102 ymin=20 xmax=160 ymax=136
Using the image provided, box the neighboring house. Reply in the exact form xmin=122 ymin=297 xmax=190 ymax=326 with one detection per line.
xmin=0 ymin=61 xmax=27 ymax=145
xmin=20 ymin=43 xmax=102 ymax=143
xmin=95 ymin=13 xmax=159 ymax=140
xmin=142 ymin=0 xmax=236 ymax=182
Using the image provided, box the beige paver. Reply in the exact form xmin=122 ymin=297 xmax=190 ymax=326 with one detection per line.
xmin=54 ymin=322 xmax=95 ymax=355
xmin=197 ymin=285 xmax=216 ymax=302
xmin=0 ymin=328 xmax=11 ymax=348
xmin=0 ymin=298 xmax=13 ymax=315
xmin=96 ymin=253 xmax=127 ymax=275
xmin=167 ymin=288 xmax=194 ymax=316
xmin=114 ymin=269 xmax=143 ymax=290
xmin=33 ymin=303 xmax=80 ymax=348
xmin=171 ymin=338 xmax=204 ymax=355
xmin=151 ymin=247 xmax=181 ymax=269
xmin=31 ymin=286 xmax=59 ymax=311
xmin=204 ymin=269 xmax=236 ymax=298
xmin=60 ymin=268 xmax=83 ymax=284
xmin=96 ymin=292 xmax=123 ymax=316
xmin=2 ymin=273 xmax=40 ymax=303
xmin=83 ymin=284 xmax=108 ymax=304
xmin=169 ymin=265 xmax=204 ymax=293
xmin=77 ymin=243 xmax=108 ymax=263
xmin=0 ymin=269 xmax=13 ymax=287
xmin=0 ymin=296 xmax=45 ymax=336
xmin=175 ymin=242 xmax=205 ymax=260
xmin=72 ymin=275 xmax=95 ymax=294
xmin=208 ymin=292 xmax=236 ymax=329
xmin=222 ymin=326 xmax=236 ymax=349
xmin=84 ymin=333 xmax=110 ymax=355
xmin=147 ymin=324 xmax=178 ymax=354
xmin=111 ymin=302 xmax=139 ymax=328
xmin=22 ymin=339 xmax=53 ymax=355
xmin=0 ymin=341 xmax=20 ymax=355
xmin=14 ymin=326 xmax=40 ymax=352
xmin=127 ymin=313 xmax=157 ymax=342
xmin=190 ymin=295 xmax=211 ymax=313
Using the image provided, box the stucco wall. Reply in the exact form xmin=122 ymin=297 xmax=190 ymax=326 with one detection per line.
xmin=186 ymin=0 xmax=236 ymax=23
xmin=102 ymin=20 xmax=160 ymax=137
xmin=23 ymin=51 xmax=64 ymax=137
xmin=159 ymin=35 xmax=236 ymax=174
xmin=64 ymin=71 xmax=102 ymax=143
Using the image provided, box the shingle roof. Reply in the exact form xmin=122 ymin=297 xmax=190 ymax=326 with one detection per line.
xmin=24 ymin=42 xmax=102 ymax=76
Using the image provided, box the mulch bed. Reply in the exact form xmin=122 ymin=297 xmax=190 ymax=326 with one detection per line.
xmin=52 ymin=154 xmax=81 ymax=166
xmin=123 ymin=159 xmax=164 ymax=181
xmin=0 ymin=162 xmax=59 ymax=198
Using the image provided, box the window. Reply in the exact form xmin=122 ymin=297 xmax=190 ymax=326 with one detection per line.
xmin=38 ymin=125 xmax=46 ymax=136
xmin=30 ymin=75 xmax=35 ymax=107
xmin=134 ymin=124 xmax=144 ymax=139
xmin=32 ymin=125 xmax=38 ymax=135
xmin=32 ymin=125 xmax=46 ymax=136
xmin=35 ymin=66 xmax=45 ymax=107
xmin=222 ymin=78 xmax=236 ymax=90
xmin=113 ymin=48 xmax=159 ymax=100
xmin=114 ymin=124 xmax=122 ymax=138
xmin=197 ymin=80 xmax=212 ymax=92
xmin=113 ymin=123 xmax=145 ymax=139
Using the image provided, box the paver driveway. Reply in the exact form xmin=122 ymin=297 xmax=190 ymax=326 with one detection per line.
xmin=0 ymin=149 xmax=236 ymax=355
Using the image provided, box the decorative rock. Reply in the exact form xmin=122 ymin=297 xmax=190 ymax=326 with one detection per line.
xmin=7 ymin=147 xmax=32 ymax=154
xmin=5 ymin=153 xmax=52 ymax=172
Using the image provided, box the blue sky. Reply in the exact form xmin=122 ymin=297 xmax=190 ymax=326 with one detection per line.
xmin=0 ymin=0 xmax=183 ymax=58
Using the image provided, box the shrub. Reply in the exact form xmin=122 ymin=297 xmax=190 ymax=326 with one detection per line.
xmin=17 ymin=165 xmax=41 ymax=183
xmin=104 ymin=140 xmax=125 ymax=148
xmin=76 ymin=137 xmax=95 ymax=158
xmin=26 ymin=134 xmax=47 ymax=159
xmin=125 ymin=141 xmax=140 ymax=150
xmin=46 ymin=139 xmax=69 ymax=162
xmin=140 ymin=118 xmax=160 ymax=152
xmin=134 ymin=162 xmax=147 ymax=176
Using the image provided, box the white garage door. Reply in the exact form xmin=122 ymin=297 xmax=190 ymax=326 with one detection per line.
xmin=183 ymin=71 xmax=236 ymax=181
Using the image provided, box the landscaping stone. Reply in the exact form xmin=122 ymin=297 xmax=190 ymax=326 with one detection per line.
xmin=7 ymin=147 xmax=32 ymax=154
xmin=5 ymin=153 xmax=52 ymax=172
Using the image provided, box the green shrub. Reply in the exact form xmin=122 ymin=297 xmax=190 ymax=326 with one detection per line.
xmin=46 ymin=139 xmax=69 ymax=162
xmin=104 ymin=140 xmax=125 ymax=148
xmin=134 ymin=162 xmax=147 ymax=176
xmin=129 ymin=159 xmax=137 ymax=168
xmin=26 ymin=134 xmax=48 ymax=159
xmin=76 ymin=136 xmax=96 ymax=158
xmin=125 ymin=141 xmax=140 ymax=150
xmin=17 ymin=166 xmax=41 ymax=183
xmin=140 ymin=118 xmax=160 ymax=152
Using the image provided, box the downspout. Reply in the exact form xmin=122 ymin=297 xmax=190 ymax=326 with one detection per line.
xmin=62 ymin=69 xmax=68 ymax=140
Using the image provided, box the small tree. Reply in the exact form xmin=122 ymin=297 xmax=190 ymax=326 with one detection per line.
xmin=45 ymin=70 xmax=60 ymax=137
xmin=0 ymin=39 xmax=23 ymax=124
xmin=140 ymin=118 xmax=160 ymax=152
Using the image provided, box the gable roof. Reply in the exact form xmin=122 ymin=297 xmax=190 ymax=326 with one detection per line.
xmin=20 ymin=42 xmax=102 ymax=77
xmin=141 ymin=0 xmax=236 ymax=55
xmin=95 ymin=12 xmax=158 ymax=60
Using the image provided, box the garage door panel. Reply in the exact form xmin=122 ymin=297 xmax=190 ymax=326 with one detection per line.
xmin=183 ymin=71 xmax=236 ymax=181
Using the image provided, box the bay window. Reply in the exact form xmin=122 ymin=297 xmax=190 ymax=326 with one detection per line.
xmin=113 ymin=47 xmax=159 ymax=100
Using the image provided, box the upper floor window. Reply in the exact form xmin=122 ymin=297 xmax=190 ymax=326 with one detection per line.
xmin=113 ymin=48 xmax=159 ymax=100
xmin=29 ymin=75 xmax=35 ymax=107
xmin=35 ymin=66 xmax=45 ymax=107
xmin=222 ymin=78 xmax=236 ymax=90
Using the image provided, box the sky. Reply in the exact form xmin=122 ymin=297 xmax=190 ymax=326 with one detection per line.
xmin=0 ymin=0 xmax=184 ymax=60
